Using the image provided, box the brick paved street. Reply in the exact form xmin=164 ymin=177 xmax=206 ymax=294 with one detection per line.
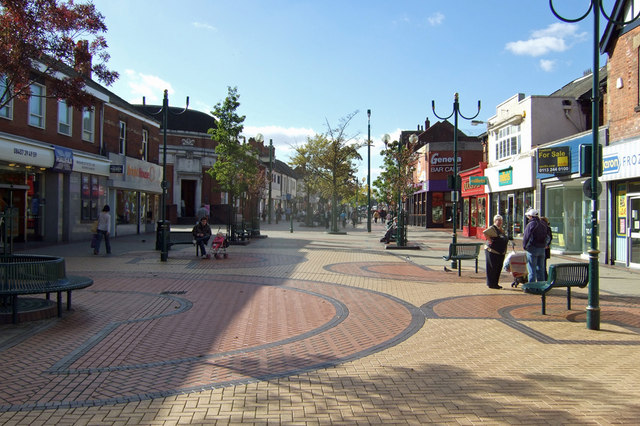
xmin=1 ymin=222 xmax=639 ymax=424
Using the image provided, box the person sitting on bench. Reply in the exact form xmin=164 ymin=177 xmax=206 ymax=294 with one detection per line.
xmin=192 ymin=216 xmax=212 ymax=258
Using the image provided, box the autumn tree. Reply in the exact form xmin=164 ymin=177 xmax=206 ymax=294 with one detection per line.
xmin=289 ymin=144 xmax=318 ymax=227
xmin=207 ymin=86 xmax=260 ymax=233
xmin=299 ymin=112 xmax=362 ymax=233
xmin=0 ymin=0 xmax=118 ymax=109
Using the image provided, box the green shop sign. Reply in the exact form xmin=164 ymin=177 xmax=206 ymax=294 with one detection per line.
xmin=499 ymin=167 xmax=513 ymax=186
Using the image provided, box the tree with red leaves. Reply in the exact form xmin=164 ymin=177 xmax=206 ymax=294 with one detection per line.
xmin=0 ymin=0 xmax=118 ymax=109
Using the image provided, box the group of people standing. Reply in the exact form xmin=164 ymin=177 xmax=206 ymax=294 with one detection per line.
xmin=483 ymin=208 xmax=552 ymax=289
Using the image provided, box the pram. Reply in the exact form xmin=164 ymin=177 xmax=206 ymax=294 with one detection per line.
xmin=503 ymin=245 xmax=527 ymax=288
xmin=209 ymin=232 xmax=229 ymax=259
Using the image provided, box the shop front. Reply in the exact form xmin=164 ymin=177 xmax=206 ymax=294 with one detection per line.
xmin=485 ymin=157 xmax=534 ymax=239
xmin=536 ymin=132 xmax=604 ymax=256
xmin=460 ymin=162 xmax=488 ymax=239
xmin=108 ymin=154 xmax=162 ymax=236
xmin=600 ymin=139 xmax=640 ymax=268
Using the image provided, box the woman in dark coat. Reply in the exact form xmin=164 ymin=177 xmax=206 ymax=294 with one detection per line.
xmin=482 ymin=214 xmax=509 ymax=289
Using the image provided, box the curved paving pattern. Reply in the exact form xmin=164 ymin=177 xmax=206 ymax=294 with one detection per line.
xmin=422 ymin=293 xmax=640 ymax=344
xmin=325 ymin=261 xmax=485 ymax=283
xmin=0 ymin=271 xmax=423 ymax=411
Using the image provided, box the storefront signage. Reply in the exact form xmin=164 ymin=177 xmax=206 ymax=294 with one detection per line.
xmin=499 ymin=167 xmax=513 ymax=186
xmin=537 ymin=146 xmax=570 ymax=175
xmin=110 ymin=165 xmax=124 ymax=173
xmin=52 ymin=146 xmax=73 ymax=173
xmin=429 ymin=152 xmax=461 ymax=173
xmin=600 ymin=140 xmax=640 ymax=181
xmin=469 ymin=176 xmax=488 ymax=185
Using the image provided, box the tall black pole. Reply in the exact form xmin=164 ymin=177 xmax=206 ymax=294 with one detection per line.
xmin=433 ymin=94 xmax=481 ymax=268
xmin=268 ymin=139 xmax=273 ymax=224
xmin=160 ymin=90 xmax=169 ymax=262
xmin=367 ymin=109 xmax=372 ymax=232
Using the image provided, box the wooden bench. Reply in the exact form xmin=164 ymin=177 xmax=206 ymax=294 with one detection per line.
xmin=442 ymin=243 xmax=483 ymax=276
xmin=0 ymin=255 xmax=93 ymax=324
xmin=521 ymin=263 xmax=589 ymax=315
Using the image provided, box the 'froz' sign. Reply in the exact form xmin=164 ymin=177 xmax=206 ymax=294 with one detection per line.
xmin=600 ymin=140 xmax=640 ymax=181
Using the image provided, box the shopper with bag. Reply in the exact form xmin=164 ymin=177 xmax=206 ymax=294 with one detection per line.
xmin=94 ymin=205 xmax=112 ymax=255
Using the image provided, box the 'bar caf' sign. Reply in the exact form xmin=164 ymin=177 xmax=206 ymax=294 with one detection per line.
xmin=538 ymin=146 xmax=570 ymax=175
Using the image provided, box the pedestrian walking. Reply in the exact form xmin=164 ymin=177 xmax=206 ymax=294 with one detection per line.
xmin=483 ymin=214 xmax=509 ymax=289
xmin=541 ymin=216 xmax=553 ymax=280
xmin=94 ymin=205 xmax=111 ymax=255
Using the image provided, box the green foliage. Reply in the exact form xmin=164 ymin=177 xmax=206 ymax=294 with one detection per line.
xmin=290 ymin=111 xmax=362 ymax=232
xmin=375 ymin=139 xmax=418 ymax=211
xmin=206 ymin=87 xmax=258 ymax=202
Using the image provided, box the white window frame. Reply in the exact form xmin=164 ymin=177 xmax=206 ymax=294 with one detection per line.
xmin=141 ymin=128 xmax=148 ymax=160
xmin=82 ymin=107 xmax=95 ymax=142
xmin=57 ymin=100 xmax=72 ymax=136
xmin=119 ymin=121 xmax=126 ymax=154
xmin=494 ymin=124 xmax=521 ymax=160
xmin=28 ymin=83 xmax=46 ymax=128
xmin=0 ymin=75 xmax=13 ymax=120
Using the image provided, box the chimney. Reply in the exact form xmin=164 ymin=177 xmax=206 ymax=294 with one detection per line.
xmin=73 ymin=40 xmax=92 ymax=78
xmin=425 ymin=118 xmax=430 ymax=130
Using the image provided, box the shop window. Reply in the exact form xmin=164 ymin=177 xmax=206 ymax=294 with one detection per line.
xmin=81 ymin=174 xmax=101 ymax=221
xmin=82 ymin=108 xmax=95 ymax=142
xmin=58 ymin=100 xmax=72 ymax=136
xmin=28 ymin=83 xmax=45 ymax=128
xmin=477 ymin=197 xmax=487 ymax=229
xmin=141 ymin=129 xmax=148 ymax=160
xmin=494 ymin=124 xmax=521 ymax=160
xmin=116 ymin=190 xmax=138 ymax=225
xmin=0 ymin=75 xmax=13 ymax=120
xmin=119 ymin=121 xmax=126 ymax=154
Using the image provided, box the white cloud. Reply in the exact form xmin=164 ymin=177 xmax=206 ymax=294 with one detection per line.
xmin=540 ymin=59 xmax=556 ymax=72
xmin=505 ymin=22 xmax=586 ymax=57
xmin=122 ymin=70 xmax=174 ymax=104
xmin=428 ymin=12 xmax=445 ymax=26
xmin=242 ymin=125 xmax=316 ymax=162
xmin=192 ymin=22 xmax=217 ymax=31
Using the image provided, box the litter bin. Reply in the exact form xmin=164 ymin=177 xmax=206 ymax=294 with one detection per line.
xmin=155 ymin=220 xmax=171 ymax=251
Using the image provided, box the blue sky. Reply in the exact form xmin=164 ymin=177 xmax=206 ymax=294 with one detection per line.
xmin=92 ymin=0 xmax=610 ymax=182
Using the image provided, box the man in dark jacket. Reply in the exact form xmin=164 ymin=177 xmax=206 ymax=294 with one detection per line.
xmin=192 ymin=216 xmax=212 ymax=259
xmin=522 ymin=208 xmax=548 ymax=282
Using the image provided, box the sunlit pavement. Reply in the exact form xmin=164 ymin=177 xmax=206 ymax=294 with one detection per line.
xmin=1 ymin=221 xmax=639 ymax=424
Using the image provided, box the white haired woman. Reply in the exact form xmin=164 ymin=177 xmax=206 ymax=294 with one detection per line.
xmin=483 ymin=214 xmax=509 ymax=289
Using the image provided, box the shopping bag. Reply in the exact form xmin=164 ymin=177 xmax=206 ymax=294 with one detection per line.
xmin=91 ymin=221 xmax=98 ymax=233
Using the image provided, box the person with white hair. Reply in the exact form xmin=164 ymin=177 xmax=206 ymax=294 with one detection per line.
xmin=483 ymin=214 xmax=509 ymax=289
xmin=522 ymin=208 xmax=548 ymax=282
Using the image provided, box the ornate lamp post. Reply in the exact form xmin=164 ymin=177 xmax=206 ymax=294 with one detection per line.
xmin=550 ymin=1 xmax=638 ymax=330
xmin=155 ymin=90 xmax=188 ymax=262
xmin=433 ymin=93 xmax=481 ymax=268
xmin=367 ymin=109 xmax=372 ymax=232
xmin=268 ymin=139 xmax=273 ymax=224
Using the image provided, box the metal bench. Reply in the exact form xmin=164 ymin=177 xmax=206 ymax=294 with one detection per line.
xmin=0 ymin=255 xmax=93 ymax=324
xmin=521 ymin=263 xmax=589 ymax=315
xmin=442 ymin=243 xmax=483 ymax=276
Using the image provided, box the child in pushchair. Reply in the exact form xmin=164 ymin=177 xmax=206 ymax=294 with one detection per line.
xmin=210 ymin=232 xmax=229 ymax=259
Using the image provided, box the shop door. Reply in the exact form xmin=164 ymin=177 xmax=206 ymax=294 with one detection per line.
xmin=629 ymin=197 xmax=640 ymax=267
xmin=506 ymin=195 xmax=515 ymax=238
xmin=181 ymin=180 xmax=197 ymax=217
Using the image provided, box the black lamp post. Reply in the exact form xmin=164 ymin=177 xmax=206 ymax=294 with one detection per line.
xmin=157 ymin=90 xmax=188 ymax=262
xmin=268 ymin=139 xmax=273 ymax=224
xmin=367 ymin=109 xmax=372 ymax=232
xmin=549 ymin=1 xmax=638 ymax=330
xmin=433 ymin=93 xmax=481 ymax=268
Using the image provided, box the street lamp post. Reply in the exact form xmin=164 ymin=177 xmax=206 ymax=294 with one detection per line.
xmin=433 ymin=93 xmax=481 ymax=268
xmin=367 ymin=109 xmax=372 ymax=233
xmin=268 ymin=139 xmax=273 ymax=224
xmin=157 ymin=89 xmax=189 ymax=262
xmin=549 ymin=1 xmax=638 ymax=330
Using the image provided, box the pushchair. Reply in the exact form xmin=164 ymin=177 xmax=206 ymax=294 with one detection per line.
xmin=209 ymin=232 xmax=229 ymax=259
xmin=503 ymin=244 xmax=527 ymax=288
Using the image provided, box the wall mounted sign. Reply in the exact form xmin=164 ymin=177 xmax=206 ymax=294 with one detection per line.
xmin=499 ymin=167 xmax=513 ymax=186
xmin=537 ymin=146 xmax=570 ymax=175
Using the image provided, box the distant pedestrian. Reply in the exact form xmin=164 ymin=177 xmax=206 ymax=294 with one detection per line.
xmin=196 ymin=204 xmax=208 ymax=221
xmin=373 ymin=210 xmax=380 ymax=223
xmin=94 ymin=205 xmax=111 ymax=255
xmin=483 ymin=214 xmax=509 ymax=289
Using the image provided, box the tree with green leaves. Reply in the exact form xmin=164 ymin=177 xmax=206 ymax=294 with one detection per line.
xmin=0 ymin=0 xmax=118 ymax=109
xmin=206 ymin=86 xmax=260 ymax=233
xmin=297 ymin=112 xmax=362 ymax=233
xmin=289 ymin=144 xmax=317 ymax=227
